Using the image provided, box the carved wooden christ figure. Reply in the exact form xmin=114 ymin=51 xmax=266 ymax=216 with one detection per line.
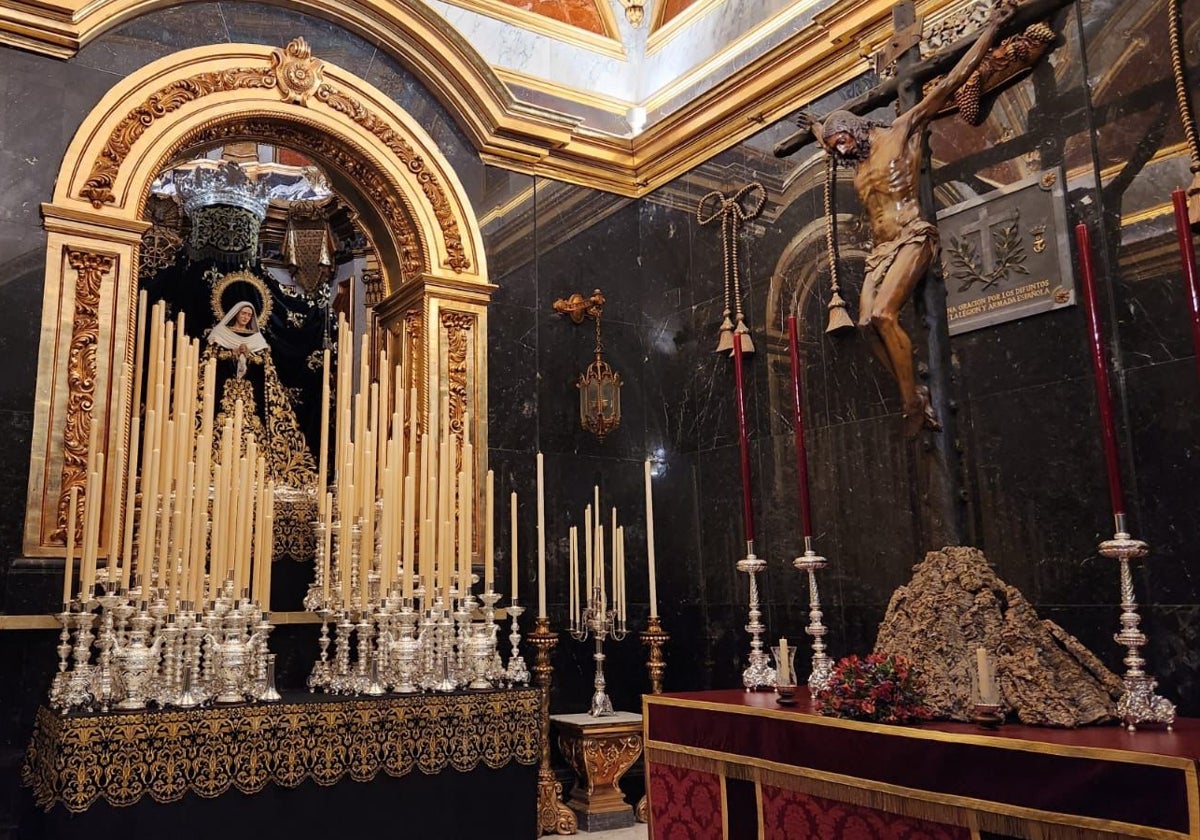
xmin=796 ymin=6 xmax=1012 ymax=436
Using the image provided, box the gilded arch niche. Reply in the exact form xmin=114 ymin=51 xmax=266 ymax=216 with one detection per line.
xmin=26 ymin=38 xmax=493 ymax=557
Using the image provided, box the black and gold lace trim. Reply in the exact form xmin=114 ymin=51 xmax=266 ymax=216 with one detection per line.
xmin=23 ymin=689 xmax=541 ymax=813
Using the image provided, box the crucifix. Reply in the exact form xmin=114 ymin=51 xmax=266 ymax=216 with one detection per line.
xmin=774 ymin=0 xmax=1067 ymax=544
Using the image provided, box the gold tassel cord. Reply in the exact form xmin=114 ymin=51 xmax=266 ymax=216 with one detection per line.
xmin=1169 ymin=0 xmax=1200 ymax=225
xmin=824 ymin=154 xmax=856 ymax=334
xmin=697 ymin=183 xmax=767 ymax=355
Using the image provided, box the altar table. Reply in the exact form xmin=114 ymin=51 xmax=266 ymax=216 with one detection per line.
xmin=644 ymin=690 xmax=1200 ymax=840
xmin=22 ymin=687 xmax=540 ymax=839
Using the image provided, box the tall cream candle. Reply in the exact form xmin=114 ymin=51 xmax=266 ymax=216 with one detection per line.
xmin=484 ymin=470 xmax=494 ymax=591
xmin=644 ymin=460 xmax=658 ymax=619
xmin=596 ymin=524 xmax=605 ymax=616
xmin=120 ymin=414 xmax=140 ymax=593
xmin=536 ymin=452 xmax=546 ymax=618
xmin=62 ymin=486 xmax=78 ymax=606
xmin=402 ymin=473 xmax=415 ymax=600
xmin=510 ymin=491 xmax=518 ymax=602
xmin=611 ymin=507 xmax=618 ymax=602
xmin=569 ymin=526 xmax=578 ymax=628
xmin=584 ymin=505 xmax=593 ymax=602
xmin=317 ymin=348 xmax=331 ymax=515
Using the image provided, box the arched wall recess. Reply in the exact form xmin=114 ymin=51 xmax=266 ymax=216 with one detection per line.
xmin=26 ymin=38 xmax=493 ymax=558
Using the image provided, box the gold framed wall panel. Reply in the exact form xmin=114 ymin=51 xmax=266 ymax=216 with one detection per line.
xmin=24 ymin=223 xmax=141 ymax=557
xmin=24 ymin=39 xmax=492 ymax=557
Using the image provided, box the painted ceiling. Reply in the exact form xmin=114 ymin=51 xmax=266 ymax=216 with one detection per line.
xmin=432 ymin=0 xmax=831 ymax=138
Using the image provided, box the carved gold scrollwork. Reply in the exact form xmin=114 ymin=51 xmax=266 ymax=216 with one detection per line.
xmin=362 ymin=269 xmax=385 ymax=306
xmin=315 ymin=82 xmax=470 ymax=273
xmin=80 ymin=69 xmax=276 ymax=207
xmin=404 ymin=308 xmax=423 ymax=435
xmin=559 ymin=734 xmax=643 ymax=800
xmin=270 ymin=37 xmax=324 ymax=105
xmin=78 ymin=39 xmax=467 ymax=276
xmin=440 ymin=311 xmax=474 ymax=444
xmin=55 ymin=250 xmax=115 ymax=543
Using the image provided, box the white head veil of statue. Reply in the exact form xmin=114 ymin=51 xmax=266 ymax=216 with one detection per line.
xmin=209 ymin=301 xmax=270 ymax=353
xmin=209 ymin=301 xmax=269 ymax=377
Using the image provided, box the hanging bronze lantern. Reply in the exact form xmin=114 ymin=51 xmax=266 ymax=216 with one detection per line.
xmin=554 ymin=288 xmax=622 ymax=441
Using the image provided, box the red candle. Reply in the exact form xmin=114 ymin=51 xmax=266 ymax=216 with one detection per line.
xmin=1074 ymin=222 xmax=1125 ymax=518
xmin=787 ymin=316 xmax=814 ymax=538
xmin=1171 ymin=188 xmax=1200 ymax=388
xmin=732 ymin=332 xmax=755 ymax=548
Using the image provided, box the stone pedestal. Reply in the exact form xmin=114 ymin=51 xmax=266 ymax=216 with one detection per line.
xmin=551 ymin=712 xmax=643 ymax=832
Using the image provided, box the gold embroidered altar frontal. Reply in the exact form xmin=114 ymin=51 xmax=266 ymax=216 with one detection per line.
xmin=23 ymin=688 xmax=541 ymax=813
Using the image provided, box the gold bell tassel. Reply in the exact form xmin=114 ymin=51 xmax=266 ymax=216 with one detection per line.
xmin=1187 ymin=171 xmax=1200 ymax=229
xmin=733 ymin=319 xmax=754 ymax=354
xmin=826 ymin=289 xmax=855 ymax=334
xmin=716 ymin=311 xmax=734 ymax=353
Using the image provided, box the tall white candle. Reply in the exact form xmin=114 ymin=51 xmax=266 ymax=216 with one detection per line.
xmin=510 ymin=491 xmax=518 ymax=602
xmin=484 ymin=470 xmax=494 ymax=591
xmin=644 ymin=460 xmax=658 ymax=619
xmin=536 ymin=452 xmax=546 ymax=618
xmin=584 ymin=504 xmax=593 ymax=602
xmin=569 ymin=526 xmax=577 ymax=629
xmin=778 ymin=638 xmax=790 ymax=685
xmin=62 ymin=486 xmax=78 ymax=606
xmin=597 ymin=523 xmax=605 ymax=616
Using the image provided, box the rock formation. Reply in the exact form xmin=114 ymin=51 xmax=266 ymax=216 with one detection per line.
xmin=874 ymin=546 xmax=1125 ymax=727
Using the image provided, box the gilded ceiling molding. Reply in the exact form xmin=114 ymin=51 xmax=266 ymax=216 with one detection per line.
xmin=0 ymin=0 xmax=951 ymax=196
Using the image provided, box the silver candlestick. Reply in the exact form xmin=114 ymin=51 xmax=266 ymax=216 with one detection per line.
xmin=50 ymin=607 xmax=73 ymax=709
xmin=737 ymin=549 xmax=774 ymax=690
xmin=505 ymin=603 xmax=530 ymax=686
xmin=1100 ymin=518 xmax=1175 ymax=731
xmin=793 ymin=538 xmax=833 ymax=693
xmin=570 ymin=586 xmax=627 ymax=716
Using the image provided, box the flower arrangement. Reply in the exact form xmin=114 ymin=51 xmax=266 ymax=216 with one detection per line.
xmin=814 ymin=653 xmax=934 ymax=724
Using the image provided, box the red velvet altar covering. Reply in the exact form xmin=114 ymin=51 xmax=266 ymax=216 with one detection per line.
xmin=644 ymin=690 xmax=1200 ymax=840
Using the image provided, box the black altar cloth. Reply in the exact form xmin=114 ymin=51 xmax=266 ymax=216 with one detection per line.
xmin=21 ymin=687 xmax=540 ymax=840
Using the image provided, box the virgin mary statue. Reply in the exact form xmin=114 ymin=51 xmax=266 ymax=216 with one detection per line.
xmin=200 ymin=301 xmax=318 ymax=488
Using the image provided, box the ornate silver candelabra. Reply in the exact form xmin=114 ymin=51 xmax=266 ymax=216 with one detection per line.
xmin=736 ymin=548 xmax=775 ymax=690
xmin=1100 ymin=517 xmax=1175 ymax=731
xmin=793 ymin=538 xmax=833 ymax=693
xmin=569 ymin=586 xmax=627 ymax=716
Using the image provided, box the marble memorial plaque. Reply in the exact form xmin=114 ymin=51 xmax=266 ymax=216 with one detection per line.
xmin=936 ymin=169 xmax=1074 ymax=335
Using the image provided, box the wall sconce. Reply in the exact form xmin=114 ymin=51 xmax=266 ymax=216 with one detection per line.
xmin=619 ymin=0 xmax=645 ymax=27
xmin=553 ymin=289 xmax=622 ymax=441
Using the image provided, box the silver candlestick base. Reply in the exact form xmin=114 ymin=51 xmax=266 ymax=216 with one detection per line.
xmin=793 ymin=543 xmax=833 ymax=693
xmin=1100 ymin=528 xmax=1176 ymax=731
xmin=736 ymin=552 xmax=775 ymax=690
xmin=505 ymin=603 xmax=530 ymax=686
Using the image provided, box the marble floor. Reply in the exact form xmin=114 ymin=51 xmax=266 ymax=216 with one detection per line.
xmin=576 ymin=825 xmax=648 ymax=840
